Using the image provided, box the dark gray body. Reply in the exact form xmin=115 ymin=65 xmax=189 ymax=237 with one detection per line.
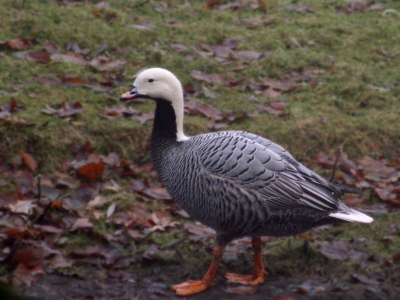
xmin=151 ymin=130 xmax=353 ymax=246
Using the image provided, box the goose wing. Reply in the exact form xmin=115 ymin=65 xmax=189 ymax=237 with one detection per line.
xmin=196 ymin=131 xmax=349 ymax=212
xmin=237 ymin=131 xmax=362 ymax=196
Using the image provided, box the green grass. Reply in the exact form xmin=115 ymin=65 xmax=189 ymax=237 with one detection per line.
xmin=267 ymin=213 xmax=400 ymax=274
xmin=1 ymin=0 xmax=400 ymax=165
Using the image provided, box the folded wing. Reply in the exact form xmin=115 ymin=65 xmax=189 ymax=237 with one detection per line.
xmin=196 ymin=131 xmax=372 ymax=223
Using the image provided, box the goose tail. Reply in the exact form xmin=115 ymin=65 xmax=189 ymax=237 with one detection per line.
xmin=329 ymin=205 xmax=373 ymax=223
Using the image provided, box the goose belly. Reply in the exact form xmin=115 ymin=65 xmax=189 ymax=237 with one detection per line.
xmin=160 ymin=162 xmax=271 ymax=235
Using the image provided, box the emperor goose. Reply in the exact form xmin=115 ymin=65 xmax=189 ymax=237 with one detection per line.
xmin=120 ymin=68 xmax=373 ymax=296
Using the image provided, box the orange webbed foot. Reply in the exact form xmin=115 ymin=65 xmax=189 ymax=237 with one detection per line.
xmin=171 ymin=280 xmax=209 ymax=296
xmin=225 ymin=270 xmax=268 ymax=285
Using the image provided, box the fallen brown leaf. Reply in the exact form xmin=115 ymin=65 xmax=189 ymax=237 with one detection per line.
xmin=263 ymin=88 xmax=281 ymax=99
xmin=33 ymin=225 xmax=63 ymax=234
xmin=171 ymin=44 xmax=188 ymax=53
xmin=20 ymin=150 xmax=37 ymax=172
xmin=257 ymin=102 xmax=288 ymax=116
xmin=11 ymin=246 xmax=45 ymax=268
xmin=184 ymin=98 xmax=224 ymax=120
xmin=11 ymin=171 xmax=34 ymax=188
xmin=259 ymin=77 xmax=297 ymax=92
xmin=142 ymin=244 xmax=159 ymax=260
xmin=77 ymin=162 xmax=105 ymax=180
xmin=352 ymin=273 xmax=380 ymax=285
xmin=89 ymin=56 xmax=125 ymax=72
xmin=71 ymin=217 xmax=94 ymax=230
xmin=190 ymin=70 xmax=223 ymax=84
xmin=104 ymin=13 xmax=117 ymax=22
xmin=70 ymin=244 xmax=121 ymax=265
xmin=95 ymin=1 xmax=110 ymax=8
xmin=61 ymin=75 xmax=89 ymax=84
xmin=0 ymin=38 xmax=30 ymax=50
xmin=151 ymin=210 xmax=171 ymax=227
xmin=213 ymin=46 xmax=234 ymax=58
xmin=222 ymin=37 xmax=244 ymax=50
xmin=8 ymin=200 xmax=36 ymax=215
xmin=297 ymin=280 xmax=326 ymax=294
xmin=375 ymin=186 xmax=400 ymax=205
xmin=26 ymin=51 xmax=51 ymax=64
xmin=100 ymin=104 xmax=139 ymax=120
xmin=320 ymin=245 xmax=348 ymax=261
xmin=236 ymin=51 xmax=262 ymax=62
xmin=87 ymin=195 xmax=107 ymax=209
xmin=42 ymin=101 xmax=83 ymax=118
xmin=367 ymin=3 xmax=385 ymax=11
xmin=127 ymin=229 xmax=144 ymax=240
xmin=205 ymin=0 xmax=219 ymax=9
xmin=219 ymin=2 xmax=246 ymax=10
xmin=43 ymin=42 xmax=59 ymax=54
xmin=141 ymin=186 xmax=171 ymax=200
xmin=1 ymin=97 xmax=19 ymax=113
xmin=51 ymin=52 xmax=87 ymax=65
xmin=110 ymin=205 xmax=151 ymax=228
xmin=184 ymin=223 xmax=216 ymax=241
xmin=100 ymin=153 xmax=120 ymax=167
xmin=163 ymin=17 xmax=178 ymax=24
xmin=13 ymin=264 xmax=44 ymax=287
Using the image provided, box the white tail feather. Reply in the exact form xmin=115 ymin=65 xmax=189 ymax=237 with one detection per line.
xmin=329 ymin=209 xmax=373 ymax=223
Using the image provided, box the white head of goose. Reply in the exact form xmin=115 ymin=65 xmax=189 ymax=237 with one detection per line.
xmin=121 ymin=68 xmax=373 ymax=296
xmin=120 ymin=68 xmax=188 ymax=142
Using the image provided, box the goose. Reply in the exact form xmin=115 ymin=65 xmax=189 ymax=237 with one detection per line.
xmin=120 ymin=68 xmax=373 ymax=296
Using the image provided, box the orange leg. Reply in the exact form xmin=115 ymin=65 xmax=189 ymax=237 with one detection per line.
xmin=172 ymin=246 xmax=225 ymax=296
xmin=225 ymin=237 xmax=268 ymax=285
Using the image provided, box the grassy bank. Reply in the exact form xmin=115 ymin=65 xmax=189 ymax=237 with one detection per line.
xmin=1 ymin=0 xmax=400 ymax=165
xmin=1 ymin=1 xmax=400 ymax=299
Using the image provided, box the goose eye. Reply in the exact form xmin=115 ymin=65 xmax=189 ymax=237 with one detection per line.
xmin=148 ymin=79 xmax=154 ymax=83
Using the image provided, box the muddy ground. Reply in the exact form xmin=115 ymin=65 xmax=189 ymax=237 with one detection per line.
xmin=12 ymin=263 xmax=400 ymax=300
xmin=17 ymin=273 xmax=399 ymax=300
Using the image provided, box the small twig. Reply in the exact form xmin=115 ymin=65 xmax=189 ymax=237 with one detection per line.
xmin=334 ymin=100 xmax=356 ymax=116
xmin=174 ymin=248 xmax=183 ymax=259
xmin=36 ymin=204 xmax=53 ymax=224
xmin=265 ymin=264 xmax=275 ymax=276
xmin=132 ymin=0 xmax=150 ymax=8
xmin=330 ymin=146 xmax=343 ymax=182
xmin=325 ymin=272 xmax=338 ymax=289
xmin=303 ymin=240 xmax=310 ymax=257
xmin=36 ymin=175 xmax=41 ymax=201
xmin=161 ymin=237 xmax=185 ymax=250
xmin=334 ymin=99 xmax=345 ymax=112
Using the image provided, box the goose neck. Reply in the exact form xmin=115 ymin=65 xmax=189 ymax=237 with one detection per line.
xmin=151 ymin=98 xmax=179 ymax=141
xmin=151 ymin=97 xmax=188 ymax=142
